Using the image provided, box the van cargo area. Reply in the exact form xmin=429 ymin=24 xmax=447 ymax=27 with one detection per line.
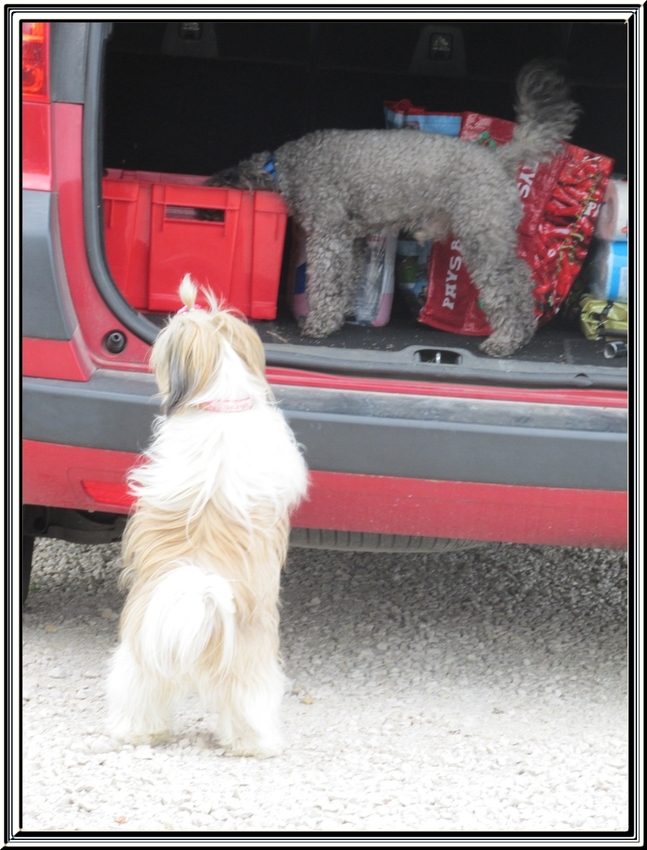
xmin=100 ymin=21 xmax=628 ymax=385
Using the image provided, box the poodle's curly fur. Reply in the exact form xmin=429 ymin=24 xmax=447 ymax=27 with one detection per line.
xmin=208 ymin=61 xmax=580 ymax=356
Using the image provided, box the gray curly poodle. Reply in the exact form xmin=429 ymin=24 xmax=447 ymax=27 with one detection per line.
xmin=208 ymin=61 xmax=580 ymax=356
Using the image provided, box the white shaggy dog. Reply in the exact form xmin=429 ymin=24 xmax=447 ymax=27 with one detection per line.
xmin=107 ymin=276 xmax=308 ymax=757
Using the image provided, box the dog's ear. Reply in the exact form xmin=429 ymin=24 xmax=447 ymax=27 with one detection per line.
xmin=222 ymin=313 xmax=267 ymax=383
xmin=206 ymin=152 xmax=274 ymax=191
xmin=151 ymin=318 xmax=221 ymax=417
xmin=205 ymin=167 xmax=245 ymax=189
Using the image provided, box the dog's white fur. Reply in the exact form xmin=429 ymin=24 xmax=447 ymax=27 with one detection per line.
xmin=107 ymin=276 xmax=308 ymax=757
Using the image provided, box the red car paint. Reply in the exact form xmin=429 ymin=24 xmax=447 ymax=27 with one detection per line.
xmin=22 ymin=101 xmax=51 ymax=191
xmin=22 ymin=440 xmax=626 ymax=549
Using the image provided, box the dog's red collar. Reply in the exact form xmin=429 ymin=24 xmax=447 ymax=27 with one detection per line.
xmin=193 ymin=398 xmax=253 ymax=413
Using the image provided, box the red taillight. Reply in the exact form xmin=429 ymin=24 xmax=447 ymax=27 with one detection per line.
xmin=22 ymin=22 xmax=49 ymax=102
xmin=81 ymin=480 xmax=135 ymax=510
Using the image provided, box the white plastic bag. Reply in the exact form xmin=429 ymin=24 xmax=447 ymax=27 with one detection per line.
xmin=353 ymin=230 xmax=398 ymax=326
xmin=287 ymin=223 xmax=397 ymax=327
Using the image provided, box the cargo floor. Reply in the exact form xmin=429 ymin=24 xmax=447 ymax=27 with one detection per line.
xmin=144 ymin=291 xmax=624 ymax=370
xmin=260 ymin=300 xmax=626 ymax=369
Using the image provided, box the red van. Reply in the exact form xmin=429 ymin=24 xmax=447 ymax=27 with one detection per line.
xmin=21 ymin=20 xmax=629 ymax=600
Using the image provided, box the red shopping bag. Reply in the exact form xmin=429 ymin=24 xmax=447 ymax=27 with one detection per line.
xmin=419 ymin=113 xmax=613 ymax=336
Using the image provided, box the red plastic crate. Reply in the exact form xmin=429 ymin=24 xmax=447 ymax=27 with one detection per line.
xmin=250 ymin=192 xmax=291 ymax=319
xmin=117 ymin=170 xmax=207 ymax=187
xmin=102 ymin=169 xmax=203 ymax=309
xmin=101 ymin=170 xmax=288 ymax=318
xmin=102 ymin=176 xmax=151 ymax=309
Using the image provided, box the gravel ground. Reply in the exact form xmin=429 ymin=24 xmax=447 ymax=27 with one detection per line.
xmin=21 ymin=538 xmax=628 ymax=835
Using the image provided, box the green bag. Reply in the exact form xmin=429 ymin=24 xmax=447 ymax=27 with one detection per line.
xmin=579 ymin=295 xmax=628 ymax=341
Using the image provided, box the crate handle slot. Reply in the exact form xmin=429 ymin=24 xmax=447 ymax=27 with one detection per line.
xmin=163 ymin=205 xmax=226 ymax=224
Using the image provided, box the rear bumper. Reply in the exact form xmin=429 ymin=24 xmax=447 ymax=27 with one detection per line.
xmin=23 ymin=369 xmax=627 ymax=490
xmin=22 ymin=370 xmax=627 ymax=548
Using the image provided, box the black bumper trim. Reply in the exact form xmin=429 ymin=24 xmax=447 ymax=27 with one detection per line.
xmin=23 ymin=371 xmax=627 ymax=492
xmin=263 ymin=343 xmax=628 ymax=392
xmin=22 ymin=191 xmax=78 ymax=341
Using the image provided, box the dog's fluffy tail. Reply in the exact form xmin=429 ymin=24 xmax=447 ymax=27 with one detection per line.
xmin=497 ymin=60 xmax=580 ymax=174
xmin=137 ymin=563 xmax=236 ymax=680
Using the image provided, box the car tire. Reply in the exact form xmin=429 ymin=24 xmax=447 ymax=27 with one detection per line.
xmin=22 ymin=535 xmax=35 ymax=604
xmin=289 ymin=528 xmax=484 ymax=553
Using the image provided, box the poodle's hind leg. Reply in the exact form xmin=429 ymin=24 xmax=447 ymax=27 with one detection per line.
xmin=300 ymin=227 xmax=359 ymax=338
xmin=456 ymin=224 xmax=536 ymax=357
xmin=476 ymin=254 xmax=537 ymax=357
xmin=106 ymin=642 xmax=180 ymax=744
